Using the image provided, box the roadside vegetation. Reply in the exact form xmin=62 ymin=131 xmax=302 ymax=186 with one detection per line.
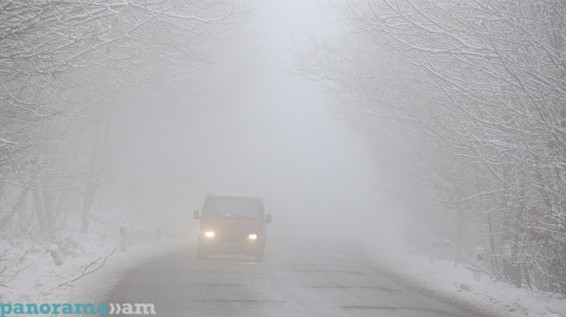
xmin=300 ymin=0 xmax=566 ymax=294
xmin=0 ymin=0 xmax=244 ymax=287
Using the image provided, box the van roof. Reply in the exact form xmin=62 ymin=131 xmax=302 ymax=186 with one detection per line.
xmin=206 ymin=193 xmax=263 ymax=201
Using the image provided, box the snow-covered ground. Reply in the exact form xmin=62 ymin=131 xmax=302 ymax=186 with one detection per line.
xmin=3 ymin=228 xmax=564 ymax=317
xmin=364 ymin=245 xmax=566 ymax=317
xmin=0 ymin=214 xmax=190 ymax=305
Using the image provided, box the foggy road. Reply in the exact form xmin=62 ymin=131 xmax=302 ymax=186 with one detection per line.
xmin=105 ymin=239 xmax=487 ymax=317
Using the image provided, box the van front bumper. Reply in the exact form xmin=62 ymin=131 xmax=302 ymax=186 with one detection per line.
xmin=198 ymin=235 xmax=263 ymax=256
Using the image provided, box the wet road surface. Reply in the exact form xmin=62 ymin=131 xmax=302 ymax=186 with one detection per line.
xmin=105 ymin=239 xmax=488 ymax=317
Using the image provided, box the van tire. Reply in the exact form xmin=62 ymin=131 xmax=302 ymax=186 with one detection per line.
xmin=197 ymin=247 xmax=208 ymax=260
xmin=254 ymin=249 xmax=264 ymax=262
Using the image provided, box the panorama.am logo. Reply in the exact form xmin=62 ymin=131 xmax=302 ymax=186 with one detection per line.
xmin=0 ymin=303 xmax=156 ymax=316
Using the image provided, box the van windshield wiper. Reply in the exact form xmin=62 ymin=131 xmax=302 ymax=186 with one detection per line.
xmin=212 ymin=213 xmax=257 ymax=219
xmin=204 ymin=212 xmax=258 ymax=219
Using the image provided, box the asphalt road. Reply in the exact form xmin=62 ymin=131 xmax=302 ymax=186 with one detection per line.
xmin=106 ymin=239 xmax=488 ymax=317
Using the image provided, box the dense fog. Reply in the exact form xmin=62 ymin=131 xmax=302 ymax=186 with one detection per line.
xmin=1 ymin=0 xmax=564 ymax=309
xmin=86 ymin=0 xmax=398 ymax=242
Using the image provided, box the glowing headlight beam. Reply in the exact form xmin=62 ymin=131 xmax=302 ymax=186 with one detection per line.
xmin=204 ymin=231 xmax=215 ymax=238
xmin=248 ymin=234 xmax=258 ymax=240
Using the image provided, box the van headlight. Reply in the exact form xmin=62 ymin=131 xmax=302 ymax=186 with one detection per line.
xmin=247 ymin=234 xmax=258 ymax=240
xmin=204 ymin=231 xmax=215 ymax=238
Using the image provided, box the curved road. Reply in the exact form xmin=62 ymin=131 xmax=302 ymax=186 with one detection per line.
xmin=106 ymin=239 xmax=488 ymax=317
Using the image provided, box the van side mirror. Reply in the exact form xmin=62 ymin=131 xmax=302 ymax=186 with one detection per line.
xmin=193 ymin=210 xmax=200 ymax=220
xmin=265 ymin=214 xmax=272 ymax=224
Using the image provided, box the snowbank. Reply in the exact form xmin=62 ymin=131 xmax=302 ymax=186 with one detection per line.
xmin=0 ymin=214 xmax=191 ymax=305
xmin=364 ymin=245 xmax=566 ymax=317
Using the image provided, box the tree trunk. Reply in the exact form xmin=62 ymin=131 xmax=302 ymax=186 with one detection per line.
xmin=80 ymin=181 xmax=97 ymax=234
xmin=42 ymin=189 xmax=55 ymax=228
xmin=32 ymin=187 xmax=47 ymax=234
xmin=0 ymin=187 xmax=29 ymax=230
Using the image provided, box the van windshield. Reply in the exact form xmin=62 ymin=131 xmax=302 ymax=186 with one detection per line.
xmin=203 ymin=197 xmax=262 ymax=219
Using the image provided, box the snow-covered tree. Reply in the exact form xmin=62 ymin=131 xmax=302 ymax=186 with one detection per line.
xmin=0 ymin=0 xmax=244 ymax=235
xmin=301 ymin=0 xmax=565 ymax=293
